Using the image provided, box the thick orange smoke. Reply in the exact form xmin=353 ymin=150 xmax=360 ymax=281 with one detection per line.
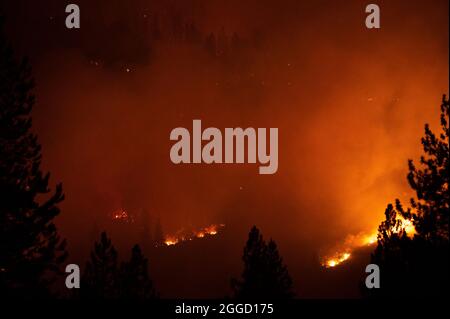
xmin=2 ymin=0 xmax=448 ymax=297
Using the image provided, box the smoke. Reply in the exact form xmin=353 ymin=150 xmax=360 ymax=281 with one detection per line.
xmin=2 ymin=0 xmax=448 ymax=297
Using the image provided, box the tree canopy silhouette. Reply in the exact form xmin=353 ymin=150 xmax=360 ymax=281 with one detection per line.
xmin=81 ymin=232 xmax=158 ymax=299
xmin=232 ymin=226 xmax=295 ymax=299
xmin=119 ymin=244 xmax=157 ymax=299
xmin=153 ymin=217 xmax=164 ymax=247
xmin=367 ymin=95 xmax=449 ymax=298
xmin=0 ymin=20 xmax=67 ymax=298
xmin=81 ymin=232 xmax=119 ymax=299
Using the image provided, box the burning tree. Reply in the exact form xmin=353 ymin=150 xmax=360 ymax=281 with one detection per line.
xmin=367 ymin=95 xmax=449 ymax=298
xmin=232 ymin=226 xmax=295 ymax=299
xmin=0 ymin=20 xmax=67 ymax=298
xmin=153 ymin=217 xmax=165 ymax=247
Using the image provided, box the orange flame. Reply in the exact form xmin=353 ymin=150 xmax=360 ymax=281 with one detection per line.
xmin=164 ymin=236 xmax=179 ymax=246
xmin=325 ymin=252 xmax=351 ymax=268
xmin=163 ymin=224 xmax=225 ymax=246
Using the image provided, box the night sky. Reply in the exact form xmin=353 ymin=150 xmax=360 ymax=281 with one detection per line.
xmin=1 ymin=0 xmax=448 ymax=298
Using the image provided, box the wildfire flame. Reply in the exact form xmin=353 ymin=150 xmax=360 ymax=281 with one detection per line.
xmin=325 ymin=252 xmax=351 ymax=268
xmin=322 ymin=217 xmax=415 ymax=268
xmin=164 ymin=224 xmax=225 ymax=246
xmin=111 ymin=208 xmax=133 ymax=222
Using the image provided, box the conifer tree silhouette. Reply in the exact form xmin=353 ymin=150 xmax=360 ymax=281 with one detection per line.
xmin=153 ymin=217 xmax=164 ymax=247
xmin=205 ymin=33 xmax=217 ymax=57
xmin=368 ymin=95 xmax=449 ymax=298
xmin=407 ymin=96 xmax=449 ymax=241
xmin=119 ymin=244 xmax=157 ymax=299
xmin=232 ymin=226 xmax=294 ymax=299
xmin=265 ymin=240 xmax=295 ymax=298
xmin=0 ymin=19 xmax=67 ymax=298
xmin=82 ymin=232 xmax=119 ymax=299
xmin=140 ymin=209 xmax=152 ymax=252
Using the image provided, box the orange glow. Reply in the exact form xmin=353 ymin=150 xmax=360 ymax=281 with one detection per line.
xmin=163 ymin=224 xmax=225 ymax=246
xmin=164 ymin=236 xmax=179 ymax=246
xmin=363 ymin=233 xmax=378 ymax=245
xmin=325 ymin=252 xmax=351 ymax=268
xmin=322 ymin=217 xmax=416 ymax=268
xmin=398 ymin=217 xmax=416 ymax=236
xmin=111 ymin=208 xmax=131 ymax=222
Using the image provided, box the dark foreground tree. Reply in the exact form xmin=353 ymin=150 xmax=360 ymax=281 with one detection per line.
xmin=81 ymin=232 xmax=158 ymax=299
xmin=119 ymin=244 xmax=157 ymax=299
xmin=81 ymin=232 xmax=119 ymax=299
xmin=367 ymin=95 xmax=449 ymax=298
xmin=0 ymin=20 xmax=67 ymax=298
xmin=232 ymin=226 xmax=295 ymax=299
xmin=153 ymin=217 xmax=164 ymax=247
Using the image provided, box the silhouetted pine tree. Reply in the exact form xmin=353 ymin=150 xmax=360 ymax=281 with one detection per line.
xmin=140 ymin=209 xmax=152 ymax=252
xmin=217 ymin=27 xmax=229 ymax=57
xmin=150 ymin=15 xmax=162 ymax=41
xmin=265 ymin=240 xmax=295 ymax=298
xmin=81 ymin=232 xmax=119 ymax=299
xmin=0 ymin=20 xmax=67 ymax=298
xmin=89 ymin=220 xmax=100 ymax=246
xmin=171 ymin=13 xmax=183 ymax=40
xmin=232 ymin=226 xmax=294 ymax=299
xmin=367 ymin=95 xmax=449 ymax=298
xmin=231 ymin=32 xmax=242 ymax=51
xmin=407 ymin=96 xmax=449 ymax=241
xmin=153 ymin=217 xmax=164 ymax=247
xmin=204 ymin=33 xmax=217 ymax=57
xmin=118 ymin=244 xmax=157 ymax=299
xmin=185 ymin=23 xmax=201 ymax=44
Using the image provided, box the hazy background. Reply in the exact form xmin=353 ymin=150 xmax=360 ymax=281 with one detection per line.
xmin=1 ymin=0 xmax=448 ymax=297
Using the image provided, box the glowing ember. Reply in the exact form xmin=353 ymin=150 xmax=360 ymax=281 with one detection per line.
xmin=164 ymin=236 xmax=179 ymax=246
xmin=325 ymin=252 xmax=351 ymax=268
xmin=163 ymin=224 xmax=225 ymax=246
xmin=322 ymin=218 xmax=415 ymax=268
xmin=111 ymin=208 xmax=134 ymax=223
xmin=400 ymin=218 xmax=415 ymax=235
xmin=363 ymin=233 xmax=378 ymax=245
xmin=112 ymin=209 xmax=128 ymax=220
